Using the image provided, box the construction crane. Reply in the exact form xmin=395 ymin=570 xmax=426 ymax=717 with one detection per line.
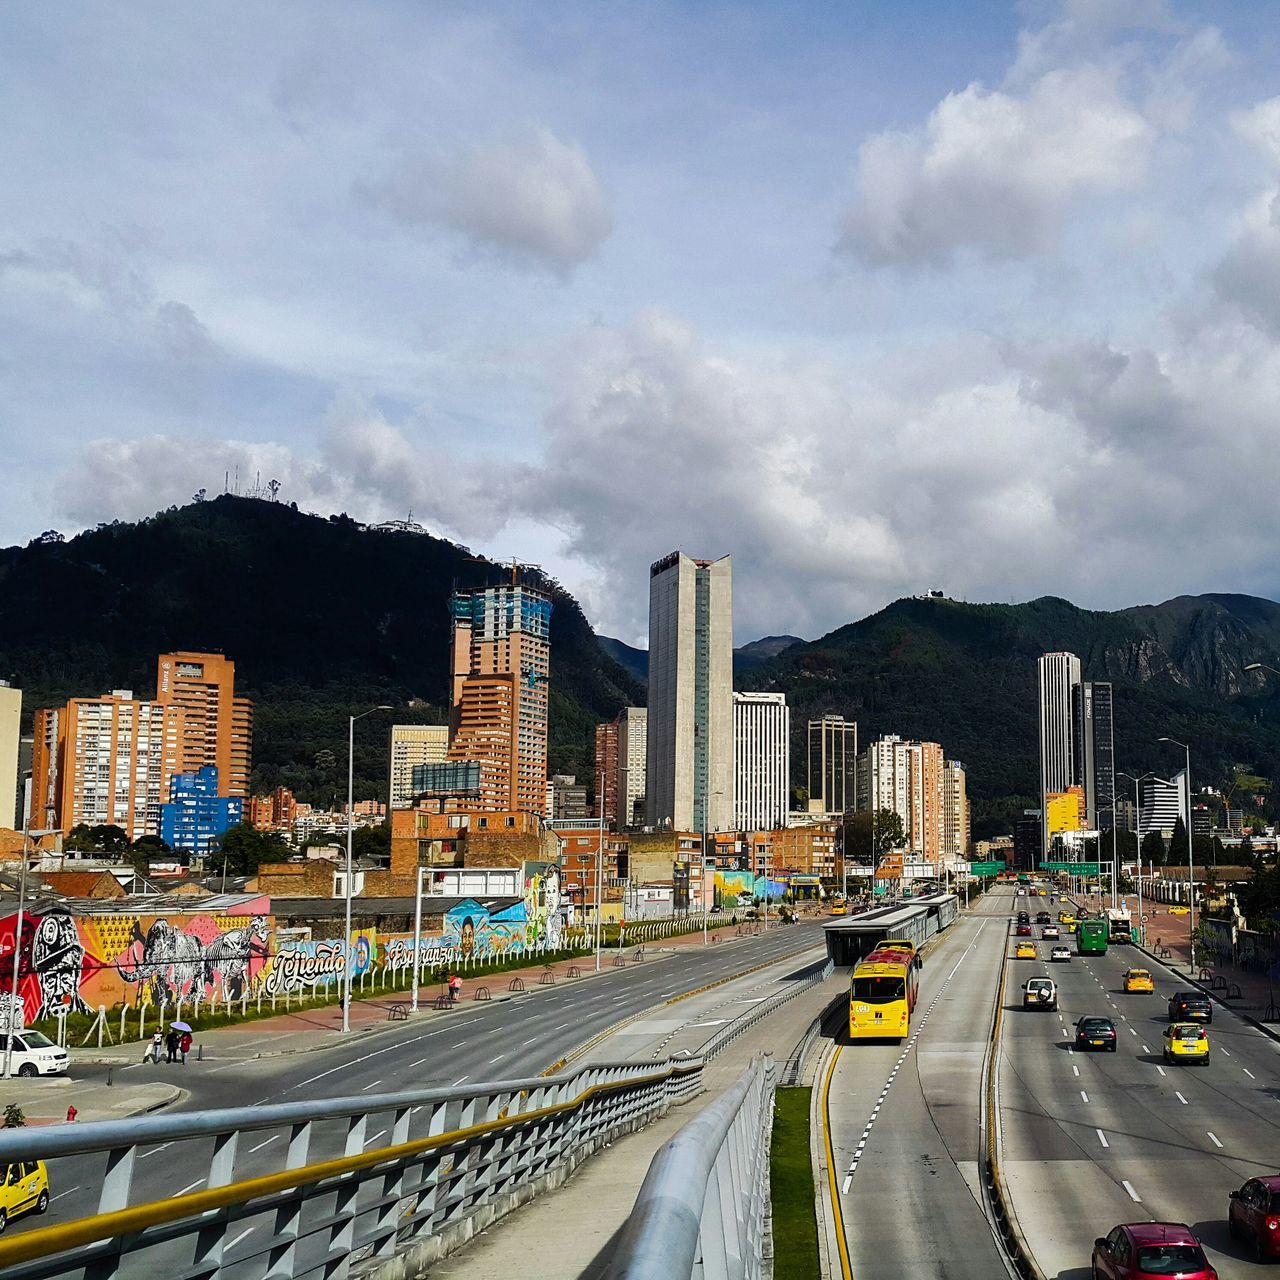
xmin=464 ymin=555 xmax=543 ymax=587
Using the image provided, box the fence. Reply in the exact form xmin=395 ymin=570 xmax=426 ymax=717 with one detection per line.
xmin=607 ymin=1056 xmax=775 ymax=1280
xmin=0 ymin=1056 xmax=704 ymax=1280
xmin=699 ymin=959 xmax=833 ymax=1062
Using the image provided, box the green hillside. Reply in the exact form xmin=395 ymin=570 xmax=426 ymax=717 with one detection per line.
xmin=0 ymin=497 xmax=642 ymax=802
xmin=739 ymin=594 xmax=1280 ymax=836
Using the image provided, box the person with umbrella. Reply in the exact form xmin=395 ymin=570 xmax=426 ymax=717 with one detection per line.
xmin=164 ymin=1025 xmax=180 ymax=1063
xmin=170 ymin=1021 xmax=193 ymax=1065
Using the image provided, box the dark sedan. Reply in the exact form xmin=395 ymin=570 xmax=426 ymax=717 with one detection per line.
xmin=1075 ymin=1016 xmax=1118 ymax=1052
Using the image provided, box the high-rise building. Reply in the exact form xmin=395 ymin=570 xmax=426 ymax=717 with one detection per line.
xmin=618 ymin=707 xmax=647 ymax=829
xmin=155 ymin=652 xmax=253 ymax=799
xmin=941 ymin=759 xmax=969 ymax=860
xmin=807 ymin=715 xmax=857 ymax=814
xmin=247 ymin=786 xmax=297 ymax=833
xmin=1038 ymin=652 xmax=1082 ymax=856
xmin=733 ymin=692 xmax=790 ymax=832
xmin=1139 ymin=773 xmax=1182 ymax=839
xmin=388 ymin=724 xmax=449 ymax=809
xmin=0 ymin=681 xmax=19 ymax=831
xmin=1081 ymin=681 xmax=1115 ymax=830
xmin=447 ymin=584 xmax=552 ymax=815
xmin=159 ymin=765 xmax=244 ymax=856
xmin=645 ymin=553 xmax=733 ymax=833
xmin=33 ymin=691 xmax=185 ymax=841
xmin=594 ymin=720 xmax=620 ymax=824
xmin=855 ymin=735 xmax=946 ymax=863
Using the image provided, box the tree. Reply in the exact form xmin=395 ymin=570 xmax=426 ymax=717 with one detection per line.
xmin=64 ymin=823 xmax=130 ymax=853
xmin=1141 ymin=829 xmax=1166 ymax=868
xmin=214 ymin=823 xmax=288 ymax=877
xmin=352 ymin=823 xmax=391 ymax=866
xmin=841 ymin=809 xmax=907 ymax=863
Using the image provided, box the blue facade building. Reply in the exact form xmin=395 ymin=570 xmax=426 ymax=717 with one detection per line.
xmin=159 ymin=766 xmax=243 ymax=856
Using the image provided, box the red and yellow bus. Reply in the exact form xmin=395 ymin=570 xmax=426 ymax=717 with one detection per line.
xmin=849 ymin=942 xmax=920 ymax=1040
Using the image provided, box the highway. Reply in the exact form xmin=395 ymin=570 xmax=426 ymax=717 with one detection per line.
xmin=999 ymin=899 xmax=1280 ymax=1278
xmin=824 ymin=887 xmax=1011 ymax=1278
xmin=25 ymin=918 xmax=828 ymax=1244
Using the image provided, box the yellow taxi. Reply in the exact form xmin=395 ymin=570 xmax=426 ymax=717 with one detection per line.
xmin=1163 ymin=1022 xmax=1210 ymax=1064
xmin=1168 ymin=906 xmax=1191 ymax=916
xmin=1123 ymin=968 xmax=1155 ymax=994
xmin=0 ymin=1160 xmax=49 ymax=1230
xmin=1015 ymin=942 xmax=1037 ymax=959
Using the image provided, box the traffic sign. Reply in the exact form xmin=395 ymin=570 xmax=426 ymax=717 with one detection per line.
xmin=968 ymin=861 xmax=1006 ymax=876
xmin=1039 ymin=861 xmax=1100 ymax=874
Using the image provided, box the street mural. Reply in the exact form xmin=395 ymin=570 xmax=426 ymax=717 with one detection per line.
xmin=0 ymin=875 xmax=571 ymax=1015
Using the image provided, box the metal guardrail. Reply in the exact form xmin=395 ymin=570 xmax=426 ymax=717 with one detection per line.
xmin=607 ymin=1055 xmax=775 ymax=1280
xmin=0 ymin=1056 xmax=704 ymax=1280
xmin=699 ymin=958 xmax=834 ymax=1062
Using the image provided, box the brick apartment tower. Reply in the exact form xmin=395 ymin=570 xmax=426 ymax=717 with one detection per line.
xmin=155 ymin=652 xmax=254 ymax=799
xmin=447 ymin=585 xmax=552 ymax=815
xmin=594 ymin=719 xmax=619 ymax=825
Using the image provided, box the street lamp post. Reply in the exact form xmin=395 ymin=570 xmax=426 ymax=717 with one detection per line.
xmin=343 ymin=705 xmax=392 ymax=1034
xmin=1158 ymin=737 xmax=1196 ymax=970
xmin=410 ymin=864 xmax=426 ymax=1014
xmin=1119 ymin=772 xmax=1155 ymax=946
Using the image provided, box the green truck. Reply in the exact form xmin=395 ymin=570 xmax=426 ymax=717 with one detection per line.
xmin=1076 ymin=917 xmax=1109 ymax=955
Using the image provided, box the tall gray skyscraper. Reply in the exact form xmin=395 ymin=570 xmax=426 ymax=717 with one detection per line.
xmin=1038 ymin=652 xmax=1116 ymax=853
xmin=646 ymin=552 xmax=734 ymax=832
xmin=807 ymin=715 xmax=857 ymax=813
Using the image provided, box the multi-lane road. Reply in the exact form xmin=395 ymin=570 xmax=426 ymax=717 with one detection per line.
xmin=822 ymin=886 xmax=1280 ymax=1279
xmin=1001 ymin=903 xmax=1280 ymax=1278
xmin=29 ymin=918 xmax=829 ymax=1238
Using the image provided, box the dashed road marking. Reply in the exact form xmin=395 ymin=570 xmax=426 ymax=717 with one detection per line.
xmin=1175 ymin=1092 xmax=1188 ymax=1105
xmin=248 ymin=1135 xmax=278 ymax=1153
xmin=1073 ymin=1065 xmax=1080 ymax=1076
xmin=1208 ymin=1132 xmax=1223 ymax=1148
xmin=1155 ymin=1065 xmax=1166 ymax=1077
xmin=225 ymin=1226 xmax=256 ymax=1250
xmin=1080 ymin=1090 xmax=1090 ymax=1102
xmin=361 ymin=1079 xmax=382 ymax=1090
xmin=1096 ymin=1128 xmax=1109 ymax=1148
xmin=1244 ymin=1068 xmax=1256 ymax=1079
xmin=177 ymin=1178 xmax=205 ymax=1196
xmin=364 ymin=1129 xmax=387 ymax=1147
xmin=1221 ymin=1048 xmax=1232 ymax=1057
xmin=1122 ymin=1180 xmax=1142 ymax=1203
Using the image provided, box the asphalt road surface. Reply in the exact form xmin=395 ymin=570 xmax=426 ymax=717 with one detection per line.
xmin=825 ymin=888 xmax=1011 ymax=1280
xmin=23 ymin=918 xmax=828 ymax=1248
xmin=999 ymin=908 xmax=1280 ymax=1279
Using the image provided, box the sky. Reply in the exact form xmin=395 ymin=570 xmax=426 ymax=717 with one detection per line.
xmin=5 ymin=1 xmax=1280 ymax=644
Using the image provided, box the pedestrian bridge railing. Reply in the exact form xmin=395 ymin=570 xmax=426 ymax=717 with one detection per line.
xmin=607 ymin=1055 xmax=775 ymax=1280
xmin=0 ymin=1056 xmax=704 ymax=1280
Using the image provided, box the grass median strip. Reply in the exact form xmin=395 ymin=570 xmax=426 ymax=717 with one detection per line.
xmin=771 ymin=1086 xmax=820 ymax=1280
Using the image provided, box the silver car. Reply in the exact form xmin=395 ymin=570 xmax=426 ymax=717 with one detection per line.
xmin=1050 ymin=945 xmax=1072 ymax=962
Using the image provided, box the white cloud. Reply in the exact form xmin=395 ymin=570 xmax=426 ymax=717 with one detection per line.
xmin=362 ymin=123 xmax=612 ymax=275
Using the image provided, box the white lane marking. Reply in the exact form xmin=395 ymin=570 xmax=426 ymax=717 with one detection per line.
xmin=225 ymin=1226 xmax=256 ymax=1250
xmin=1142 ymin=1045 xmax=1151 ymax=1054
xmin=1130 ymin=1028 xmax=1137 ymax=1036
xmin=490 ymin=1054 xmax=505 ymax=1064
xmin=1208 ymin=1132 xmax=1223 ymax=1148
xmin=138 ymin=1142 xmax=173 ymax=1160
xmin=1122 ymin=1180 xmax=1142 ymax=1203
xmin=49 ymin=1186 xmax=81 ymax=1203
xmin=1073 ymin=1065 xmax=1080 ymax=1077
xmin=522 ymin=1038 xmax=538 ymax=1046
xmin=1096 ymin=1128 xmax=1109 ymax=1148
xmin=1080 ymin=1091 xmax=1090 ymax=1103
xmin=1221 ymin=1048 xmax=1231 ymax=1057
xmin=248 ymin=1135 xmax=278 ymax=1153
xmin=1155 ymin=1065 xmax=1166 ymax=1077
xmin=361 ymin=1080 xmax=382 ymax=1091
xmin=842 ymin=1173 xmax=852 ymax=1193
xmin=1244 ymin=1068 xmax=1256 ymax=1079
xmin=364 ymin=1129 xmax=387 ymax=1147
xmin=409 ymin=1058 xmax=429 ymax=1068
xmin=177 ymin=1179 xmax=205 ymax=1196
xmin=1175 ymin=1092 xmax=1188 ymax=1105
xmin=453 ymin=1075 xmax=469 ymax=1086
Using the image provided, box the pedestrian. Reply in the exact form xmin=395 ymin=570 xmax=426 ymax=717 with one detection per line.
xmin=447 ymin=972 xmax=461 ymax=1005
xmin=165 ymin=1028 xmax=180 ymax=1064
xmin=179 ymin=1030 xmax=192 ymax=1065
xmin=143 ymin=1030 xmax=163 ymax=1064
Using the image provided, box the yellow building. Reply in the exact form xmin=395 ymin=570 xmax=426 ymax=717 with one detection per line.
xmin=1045 ymin=786 xmax=1086 ymax=839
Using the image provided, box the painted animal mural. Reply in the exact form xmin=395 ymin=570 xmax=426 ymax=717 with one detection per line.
xmin=201 ymin=915 xmax=270 ymax=1001
xmin=116 ymin=919 xmax=206 ymax=1004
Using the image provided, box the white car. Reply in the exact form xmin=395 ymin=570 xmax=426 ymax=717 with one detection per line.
xmin=1021 ymin=977 xmax=1058 ymax=1010
xmin=0 ymin=1031 xmax=69 ymax=1077
xmin=1050 ymin=945 xmax=1072 ymax=963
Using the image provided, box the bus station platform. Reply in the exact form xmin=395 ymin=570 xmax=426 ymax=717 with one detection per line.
xmin=822 ymin=892 xmax=959 ymax=966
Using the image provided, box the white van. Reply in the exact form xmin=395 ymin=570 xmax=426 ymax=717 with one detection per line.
xmin=0 ymin=1032 xmax=69 ymax=1077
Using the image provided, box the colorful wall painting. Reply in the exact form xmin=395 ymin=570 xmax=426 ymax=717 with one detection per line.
xmin=714 ymin=870 xmax=755 ymax=904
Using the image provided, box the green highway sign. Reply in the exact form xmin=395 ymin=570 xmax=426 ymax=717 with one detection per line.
xmin=968 ymin=861 xmax=1006 ymax=876
xmin=872 ymin=885 xmax=888 ymax=896
xmin=1039 ymin=861 xmax=1100 ymax=875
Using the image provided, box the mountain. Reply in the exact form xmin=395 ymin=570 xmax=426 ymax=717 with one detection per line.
xmin=0 ymin=497 xmax=643 ymax=802
xmin=739 ymin=594 xmax=1280 ymax=836
xmin=596 ymin=633 xmax=803 ymax=683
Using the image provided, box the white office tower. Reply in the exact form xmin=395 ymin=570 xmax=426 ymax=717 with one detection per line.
xmin=1038 ymin=652 xmax=1082 ymax=855
xmin=388 ymin=724 xmax=449 ymax=808
xmin=733 ymin=693 xmax=790 ymax=831
xmin=646 ymin=552 xmax=734 ymax=833
xmin=1139 ymin=773 xmax=1183 ymax=839
xmin=618 ymin=707 xmax=648 ymax=828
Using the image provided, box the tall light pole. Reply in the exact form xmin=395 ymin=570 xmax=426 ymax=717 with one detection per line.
xmin=1119 ymin=772 xmax=1154 ymax=946
xmin=343 ymin=705 xmax=392 ymax=1033
xmin=1158 ymin=736 xmax=1196 ymax=969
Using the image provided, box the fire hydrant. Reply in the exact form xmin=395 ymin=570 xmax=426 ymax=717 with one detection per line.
xmin=65 ymin=1106 xmax=78 ymax=1123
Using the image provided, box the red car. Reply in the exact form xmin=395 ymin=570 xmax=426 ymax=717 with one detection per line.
xmin=1229 ymin=1175 xmax=1280 ymax=1261
xmin=1092 ymin=1223 xmax=1216 ymax=1279
xmin=1016 ymin=923 xmax=1033 ymax=936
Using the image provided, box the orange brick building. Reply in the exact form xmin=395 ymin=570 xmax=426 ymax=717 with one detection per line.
xmin=156 ymin=652 xmax=253 ymax=798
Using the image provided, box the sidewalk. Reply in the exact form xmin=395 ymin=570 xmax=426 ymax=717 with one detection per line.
xmin=0 ymin=1077 xmax=183 ymax=1125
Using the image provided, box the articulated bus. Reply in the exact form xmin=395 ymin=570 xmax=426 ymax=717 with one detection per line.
xmin=849 ymin=942 xmax=922 ymax=1040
